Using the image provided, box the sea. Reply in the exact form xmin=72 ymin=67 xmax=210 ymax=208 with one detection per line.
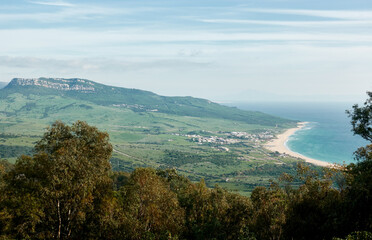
xmin=227 ymin=102 xmax=369 ymax=165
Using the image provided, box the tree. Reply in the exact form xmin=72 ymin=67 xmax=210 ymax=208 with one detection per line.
xmin=119 ymin=168 xmax=185 ymax=240
xmin=345 ymin=92 xmax=372 ymax=230
xmin=180 ymin=180 xmax=253 ymax=240
xmin=282 ymin=164 xmax=343 ymax=240
xmin=343 ymin=92 xmax=372 ymax=234
xmin=333 ymin=231 xmax=372 ymax=240
xmin=0 ymin=121 xmax=114 ymax=239
xmin=250 ymin=184 xmax=287 ymax=240
xmin=0 ymin=160 xmax=13 ymax=240
xmin=346 ymin=91 xmax=372 ymax=142
xmin=0 ymin=160 xmax=13 ymax=176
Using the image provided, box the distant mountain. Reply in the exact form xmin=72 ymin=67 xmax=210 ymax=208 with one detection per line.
xmin=1 ymin=78 xmax=293 ymax=126
xmin=0 ymin=82 xmax=8 ymax=89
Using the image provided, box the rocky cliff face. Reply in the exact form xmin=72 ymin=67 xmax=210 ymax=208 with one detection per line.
xmin=8 ymin=78 xmax=96 ymax=92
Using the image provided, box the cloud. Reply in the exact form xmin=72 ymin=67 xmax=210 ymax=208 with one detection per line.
xmin=242 ymin=8 xmax=372 ymax=21
xmin=200 ymin=19 xmax=372 ymax=27
xmin=3 ymin=28 xmax=372 ymax=46
xmin=0 ymin=56 xmax=210 ymax=72
xmin=0 ymin=2 xmax=127 ymax=23
xmin=29 ymin=0 xmax=75 ymax=7
xmin=2 ymin=27 xmax=372 ymax=63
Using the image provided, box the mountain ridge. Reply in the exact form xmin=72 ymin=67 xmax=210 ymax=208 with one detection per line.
xmin=0 ymin=78 xmax=292 ymax=126
xmin=2 ymin=77 xmax=294 ymax=126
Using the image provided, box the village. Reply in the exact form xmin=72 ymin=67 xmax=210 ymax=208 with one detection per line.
xmin=173 ymin=130 xmax=276 ymax=149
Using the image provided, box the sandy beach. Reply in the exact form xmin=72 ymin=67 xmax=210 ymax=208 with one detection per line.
xmin=265 ymin=122 xmax=333 ymax=167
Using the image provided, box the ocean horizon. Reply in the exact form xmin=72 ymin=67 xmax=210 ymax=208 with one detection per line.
xmin=227 ymin=101 xmax=369 ymax=165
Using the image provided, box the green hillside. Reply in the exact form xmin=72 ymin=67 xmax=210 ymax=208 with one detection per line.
xmin=2 ymin=78 xmax=292 ymax=126
xmin=0 ymin=78 xmax=301 ymax=195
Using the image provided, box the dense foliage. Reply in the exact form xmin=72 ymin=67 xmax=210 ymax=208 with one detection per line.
xmin=0 ymin=92 xmax=371 ymax=239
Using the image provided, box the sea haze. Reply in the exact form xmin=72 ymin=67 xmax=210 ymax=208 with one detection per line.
xmin=227 ymin=102 xmax=369 ymax=165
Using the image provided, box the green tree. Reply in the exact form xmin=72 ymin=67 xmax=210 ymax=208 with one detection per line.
xmin=0 ymin=121 xmax=114 ymax=239
xmin=0 ymin=160 xmax=13 ymax=239
xmin=333 ymin=231 xmax=372 ymax=240
xmin=250 ymin=184 xmax=287 ymax=240
xmin=346 ymin=91 xmax=372 ymax=142
xmin=119 ymin=168 xmax=185 ymax=240
xmin=181 ymin=180 xmax=253 ymax=240
xmin=0 ymin=160 xmax=13 ymax=176
xmin=283 ymin=164 xmax=343 ymax=240
xmin=344 ymin=92 xmax=372 ymax=233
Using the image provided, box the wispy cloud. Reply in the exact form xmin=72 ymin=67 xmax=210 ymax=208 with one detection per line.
xmin=3 ymin=28 xmax=372 ymax=46
xmin=0 ymin=5 xmax=125 ymax=23
xmin=29 ymin=0 xmax=75 ymax=7
xmin=1 ymin=27 xmax=372 ymax=64
xmin=0 ymin=56 xmax=209 ymax=72
xmin=200 ymin=19 xmax=372 ymax=27
xmin=242 ymin=8 xmax=372 ymax=21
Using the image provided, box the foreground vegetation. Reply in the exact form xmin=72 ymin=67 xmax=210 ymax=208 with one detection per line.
xmin=0 ymin=92 xmax=371 ymax=239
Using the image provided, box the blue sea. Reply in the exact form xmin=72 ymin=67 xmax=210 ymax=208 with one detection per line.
xmin=227 ymin=102 xmax=369 ymax=165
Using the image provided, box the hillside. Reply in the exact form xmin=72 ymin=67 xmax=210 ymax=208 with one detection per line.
xmin=0 ymin=77 xmax=301 ymax=195
xmin=2 ymin=78 xmax=292 ymax=126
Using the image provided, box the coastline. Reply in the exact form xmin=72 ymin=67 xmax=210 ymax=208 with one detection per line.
xmin=265 ymin=122 xmax=333 ymax=167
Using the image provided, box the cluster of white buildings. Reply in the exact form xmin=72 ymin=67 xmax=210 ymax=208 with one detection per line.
xmin=191 ymin=135 xmax=240 ymax=144
xmin=173 ymin=130 xmax=275 ymax=148
xmin=227 ymin=131 xmax=274 ymax=141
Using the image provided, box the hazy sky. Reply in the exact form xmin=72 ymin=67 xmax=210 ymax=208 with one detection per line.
xmin=1 ymin=0 xmax=372 ymax=102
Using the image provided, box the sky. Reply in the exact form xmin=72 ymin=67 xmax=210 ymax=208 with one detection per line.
xmin=1 ymin=0 xmax=372 ymax=102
